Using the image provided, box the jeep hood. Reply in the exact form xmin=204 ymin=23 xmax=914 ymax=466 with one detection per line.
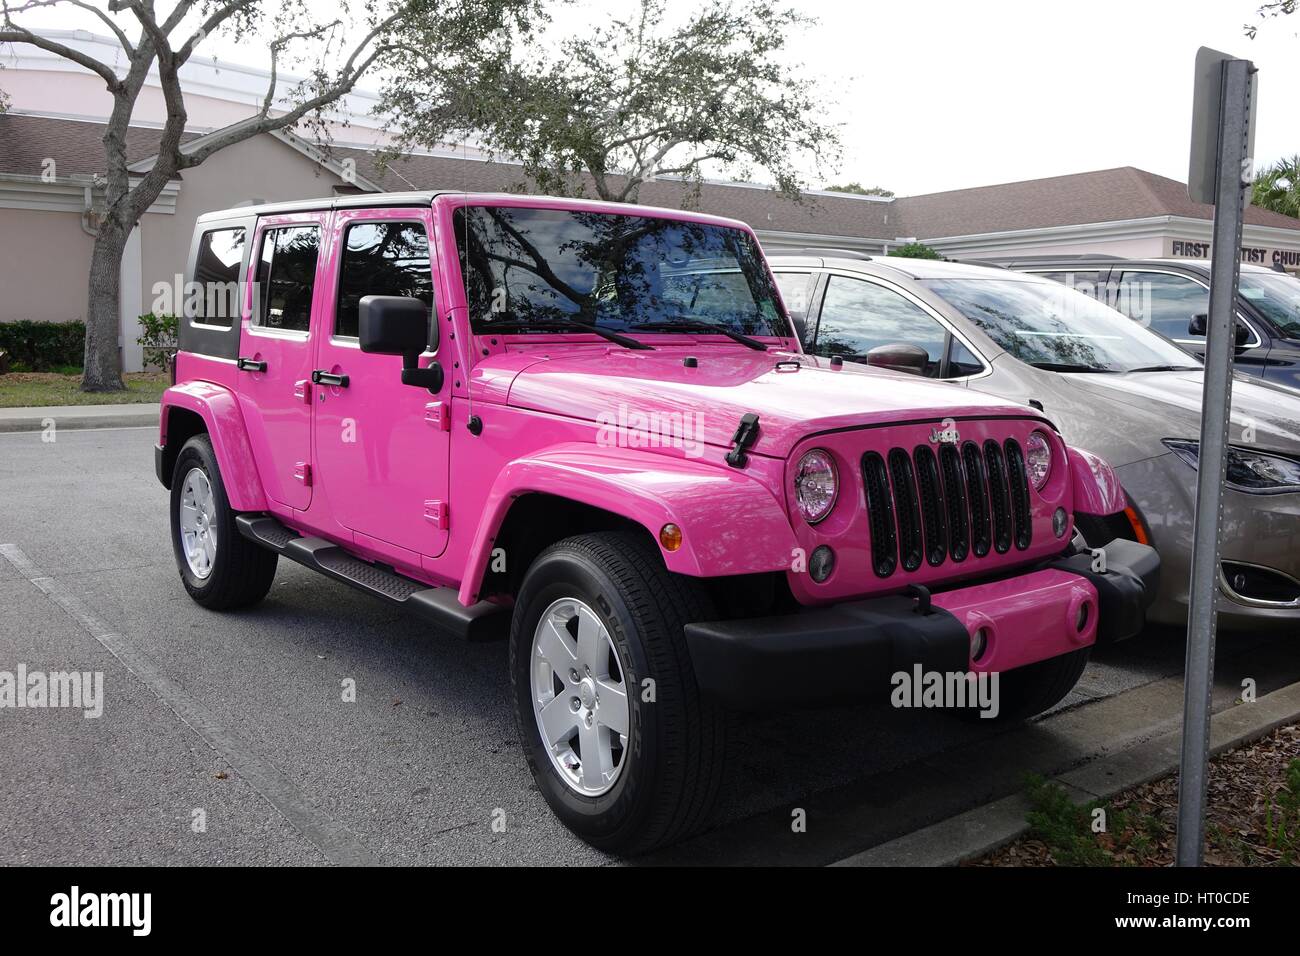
xmin=499 ymin=349 xmax=1039 ymax=458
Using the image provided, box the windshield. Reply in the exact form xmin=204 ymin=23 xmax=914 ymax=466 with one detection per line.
xmin=1240 ymin=272 xmax=1300 ymax=336
xmin=922 ymin=278 xmax=1200 ymax=372
xmin=454 ymin=205 xmax=787 ymax=337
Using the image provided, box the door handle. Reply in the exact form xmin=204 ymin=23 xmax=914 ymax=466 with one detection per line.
xmin=236 ymin=357 xmax=267 ymax=372
xmin=311 ymin=370 xmax=349 ymax=388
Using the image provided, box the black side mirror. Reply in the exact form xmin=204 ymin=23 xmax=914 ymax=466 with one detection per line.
xmin=865 ymin=342 xmax=929 ymax=376
xmin=359 ymin=295 xmax=443 ymax=392
xmin=1188 ymin=313 xmax=1250 ymax=348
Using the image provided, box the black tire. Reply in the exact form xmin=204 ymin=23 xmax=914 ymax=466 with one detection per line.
xmin=169 ymin=434 xmax=277 ymax=610
xmin=509 ymin=531 xmax=726 ymax=855
xmin=989 ymin=647 xmax=1091 ymax=722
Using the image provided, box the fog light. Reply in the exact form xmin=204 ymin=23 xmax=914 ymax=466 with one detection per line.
xmin=1075 ymin=601 xmax=1090 ymax=633
xmin=971 ymin=627 xmax=989 ymax=662
xmin=659 ymin=523 xmax=682 ymax=552
xmin=1052 ymin=507 xmax=1068 ymax=538
xmin=810 ymin=545 xmax=835 ymax=582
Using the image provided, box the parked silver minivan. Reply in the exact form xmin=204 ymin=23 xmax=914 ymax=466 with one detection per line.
xmin=769 ymin=252 xmax=1300 ymax=629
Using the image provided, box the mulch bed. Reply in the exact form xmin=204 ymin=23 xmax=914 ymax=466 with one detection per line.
xmin=970 ymin=723 xmax=1300 ymax=866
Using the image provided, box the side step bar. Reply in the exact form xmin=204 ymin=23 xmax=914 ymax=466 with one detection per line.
xmin=235 ymin=514 xmax=508 ymax=641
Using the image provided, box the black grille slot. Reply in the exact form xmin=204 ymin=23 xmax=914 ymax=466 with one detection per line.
xmin=984 ymin=440 xmax=1012 ymax=554
xmin=939 ymin=444 xmax=969 ymax=562
xmin=962 ymin=441 xmax=992 ymax=557
xmin=1004 ymin=439 xmax=1033 ymax=550
xmin=862 ymin=452 xmax=897 ymax=577
xmin=913 ymin=446 xmax=947 ymax=566
xmin=888 ymin=449 xmax=923 ymax=572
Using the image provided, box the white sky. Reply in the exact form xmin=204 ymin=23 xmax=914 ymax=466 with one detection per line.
xmin=7 ymin=0 xmax=1299 ymax=196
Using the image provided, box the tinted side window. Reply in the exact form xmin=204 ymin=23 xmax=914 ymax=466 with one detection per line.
xmin=1117 ymin=271 xmax=1208 ymax=339
xmin=254 ymin=225 xmax=320 ymax=333
xmin=335 ymin=222 xmax=434 ymax=339
xmin=813 ymin=276 xmax=949 ymax=376
xmin=948 ymin=338 xmax=984 ymax=377
xmin=191 ymin=227 xmax=245 ymax=327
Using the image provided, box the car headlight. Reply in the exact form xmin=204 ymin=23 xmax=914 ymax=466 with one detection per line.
xmin=1163 ymin=439 xmax=1300 ymax=493
xmin=1025 ymin=430 xmax=1052 ymax=490
xmin=794 ymin=449 xmax=838 ymax=523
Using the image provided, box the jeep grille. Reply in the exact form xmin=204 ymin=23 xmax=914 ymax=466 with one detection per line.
xmin=862 ymin=439 xmax=1033 ymax=578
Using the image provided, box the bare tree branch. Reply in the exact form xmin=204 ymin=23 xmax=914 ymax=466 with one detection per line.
xmin=0 ymin=2 xmax=122 ymax=89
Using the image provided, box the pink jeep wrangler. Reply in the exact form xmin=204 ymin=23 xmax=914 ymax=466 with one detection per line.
xmin=156 ymin=192 xmax=1159 ymax=853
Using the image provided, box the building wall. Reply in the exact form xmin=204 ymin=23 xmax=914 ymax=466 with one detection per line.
xmin=136 ymin=132 xmax=346 ymax=325
xmin=0 ymin=207 xmax=96 ymax=323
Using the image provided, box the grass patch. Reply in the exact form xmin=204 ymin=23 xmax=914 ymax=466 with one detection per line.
xmin=0 ymin=371 xmax=168 ymax=408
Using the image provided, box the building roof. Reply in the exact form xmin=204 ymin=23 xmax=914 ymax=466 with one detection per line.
xmin=0 ymin=113 xmax=200 ymax=178
xmin=5 ymin=113 xmax=1300 ymax=245
xmin=331 ymin=145 xmax=900 ymax=240
xmin=892 ymin=166 xmax=1300 ymax=238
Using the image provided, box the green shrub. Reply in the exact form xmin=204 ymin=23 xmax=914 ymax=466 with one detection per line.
xmin=0 ymin=320 xmax=85 ymax=372
xmin=888 ymin=241 xmax=943 ymax=260
xmin=136 ymin=313 xmax=179 ymax=372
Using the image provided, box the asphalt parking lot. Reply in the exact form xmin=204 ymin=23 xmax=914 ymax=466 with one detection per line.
xmin=2 ymin=424 xmax=1296 ymax=866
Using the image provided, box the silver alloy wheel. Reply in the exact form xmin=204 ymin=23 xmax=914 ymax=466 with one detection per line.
xmin=178 ymin=466 xmax=217 ymax=580
xmin=530 ymin=597 xmax=630 ymax=797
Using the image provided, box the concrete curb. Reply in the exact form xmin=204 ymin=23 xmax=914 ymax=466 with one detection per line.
xmin=831 ymin=679 xmax=1300 ymax=867
xmin=0 ymin=403 xmax=159 ymax=433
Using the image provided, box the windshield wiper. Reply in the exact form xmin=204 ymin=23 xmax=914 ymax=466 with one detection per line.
xmin=1028 ymin=362 xmax=1117 ymax=373
xmin=629 ymin=319 xmax=769 ymax=351
xmin=1125 ymin=364 xmax=1202 ymax=373
xmin=479 ymin=320 xmax=654 ymax=351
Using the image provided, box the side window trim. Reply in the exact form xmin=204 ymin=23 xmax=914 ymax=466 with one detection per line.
xmin=247 ymin=220 xmax=323 ymax=339
xmin=813 ymin=269 xmax=990 ymax=380
xmin=332 ymin=216 xmax=436 ymax=344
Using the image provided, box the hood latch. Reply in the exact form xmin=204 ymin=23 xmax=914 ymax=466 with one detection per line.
xmin=725 ymin=413 xmax=760 ymax=468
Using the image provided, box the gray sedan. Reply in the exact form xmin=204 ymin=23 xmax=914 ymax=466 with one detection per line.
xmin=769 ymin=253 xmax=1300 ymax=629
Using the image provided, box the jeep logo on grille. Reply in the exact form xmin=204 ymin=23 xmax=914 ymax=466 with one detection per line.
xmin=929 ymin=420 xmax=960 ymax=444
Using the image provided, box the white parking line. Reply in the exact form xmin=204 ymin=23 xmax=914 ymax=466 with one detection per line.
xmin=0 ymin=542 xmax=379 ymax=867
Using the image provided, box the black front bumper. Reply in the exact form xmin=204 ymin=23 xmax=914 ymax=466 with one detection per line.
xmin=683 ymin=537 xmax=1159 ymax=711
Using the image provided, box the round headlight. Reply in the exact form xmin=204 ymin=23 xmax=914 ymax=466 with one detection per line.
xmin=794 ymin=449 xmax=838 ymax=524
xmin=1025 ymin=430 xmax=1052 ymax=490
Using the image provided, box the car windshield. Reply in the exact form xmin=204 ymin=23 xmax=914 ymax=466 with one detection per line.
xmin=1239 ymin=272 xmax=1300 ymax=336
xmin=453 ymin=205 xmax=787 ymax=337
xmin=922 ymin=277 xmax=1200 ymax=372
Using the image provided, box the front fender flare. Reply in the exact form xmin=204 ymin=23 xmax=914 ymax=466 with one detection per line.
xmin=1068 ymin=446 xmax=1126 ymax=516
xmin=459 ymin=443 xmax=799 ymax=604
xmin=160 ymin=382 xmax=266 ymax=512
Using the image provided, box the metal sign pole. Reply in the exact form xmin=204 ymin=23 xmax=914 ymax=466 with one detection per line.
xmin=1175 ymin=54 xmax=1255 ymax=867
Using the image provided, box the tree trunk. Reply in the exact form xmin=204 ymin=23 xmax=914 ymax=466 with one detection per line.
xmin=81 ymin=222 xmax=129 ymax=392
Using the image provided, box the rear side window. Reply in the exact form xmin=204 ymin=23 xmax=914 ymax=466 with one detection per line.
xmin=254 ymin=225 xmax=320 ymax=333
xmin=335 ymin=221 xmax=434 ymax=339
xmin=191 ymin=227 xmax=245 ymax=327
